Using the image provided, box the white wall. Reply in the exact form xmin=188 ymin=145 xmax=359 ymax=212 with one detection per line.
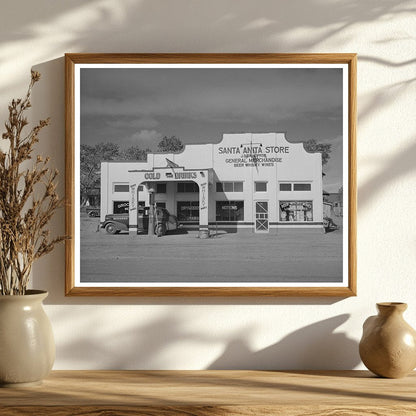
xmin=1 ymin=0 xmax=415 ymax=370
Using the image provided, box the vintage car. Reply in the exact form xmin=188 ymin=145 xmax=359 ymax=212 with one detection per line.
xmin=86 ymin=207 xmax=100 ymax=217
xmin=101 ymin=206 xmax=180 ymax=236
xmin=323 ymin=216 xmax=339 ymax=233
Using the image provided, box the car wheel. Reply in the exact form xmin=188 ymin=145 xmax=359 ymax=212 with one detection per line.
xmin=105 ymin=223 xmax=117 ymax=234
xmin=155 ymin=223 xmax=166 ymax=237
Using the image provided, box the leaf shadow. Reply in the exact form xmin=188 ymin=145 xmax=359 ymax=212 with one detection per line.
xmin=208 ymin=314 xmax=360 ymax=370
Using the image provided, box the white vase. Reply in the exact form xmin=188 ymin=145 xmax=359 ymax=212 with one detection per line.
xmin=0 ymin=290 xmax=55 ymax=387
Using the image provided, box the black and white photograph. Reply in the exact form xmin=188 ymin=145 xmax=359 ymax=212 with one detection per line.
xmin=65 ymin=54 xmax=356 ymax=296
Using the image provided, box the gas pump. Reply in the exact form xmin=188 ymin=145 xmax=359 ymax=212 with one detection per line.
xmin=147 ymin=184 xmax=155 ymax=237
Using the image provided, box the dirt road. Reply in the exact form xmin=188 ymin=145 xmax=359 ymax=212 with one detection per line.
xmin=80 ymin=215 xmax=343 ymax=283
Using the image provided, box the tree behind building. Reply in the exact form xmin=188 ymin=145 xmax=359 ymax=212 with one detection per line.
xmin=157 ymin=136 xmax=184 ymax=153
xmin=303 ymin=139 xmax=332 ymax=166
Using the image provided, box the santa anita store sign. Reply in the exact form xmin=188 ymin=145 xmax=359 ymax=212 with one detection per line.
xmin=100 ymin=132 xmax=324 ymax=235
xmin=219 ymin=144 xmax=289 ymax=168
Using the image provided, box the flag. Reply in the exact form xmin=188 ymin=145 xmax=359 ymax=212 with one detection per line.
xmin=166 ymin=158 xmax=180 ymax=168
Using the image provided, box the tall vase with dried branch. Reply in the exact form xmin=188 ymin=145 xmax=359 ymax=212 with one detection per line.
xmin=0 ymin=71 xmax=65 ymax=387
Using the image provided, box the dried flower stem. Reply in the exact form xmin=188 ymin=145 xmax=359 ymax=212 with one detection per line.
xmin=0 ymin=71 xmax=66 ymax=295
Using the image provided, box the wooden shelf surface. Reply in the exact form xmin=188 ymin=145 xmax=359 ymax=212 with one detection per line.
xmin=0 ymin=370 xmax=415 ymax=415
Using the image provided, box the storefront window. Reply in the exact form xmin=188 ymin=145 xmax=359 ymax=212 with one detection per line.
xmin=279 ymin=183 xmax=292 ymax=191
xmin=177 ymin=182 xmax=199 ymax=193
xmin=216 ymin=201 xmax=244 ymax=221
xmin=255 ymin=181 xmax=267 ymax=192
xmin=177 ymin=201 xmax=199 ymax=221
xmin=279 ymin=183 xmax=311 ymax=191
xmin=293 ymin=183 xmax=311 ymax=191
xmin=113 ymin=183 xmax=129 ymax=192
xmin=216 ymin=182 xmax=243 ymax=192
xmin=279 ymin=201 xmax=313 ymax=222
xmin=113 ymin=201 xmax=129 ymax=214
xmin=156 ymin=183 xmax=166 ymax=193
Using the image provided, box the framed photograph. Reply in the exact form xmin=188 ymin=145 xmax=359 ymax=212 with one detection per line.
xmin=65 ymin=53 xmax=356 ymax=296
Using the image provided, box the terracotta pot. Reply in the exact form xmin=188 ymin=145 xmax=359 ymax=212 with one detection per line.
xmin=0 ymin=290 xmax=55 ymax=387
xmin=359 ymin=302 xmax=416 ymax=378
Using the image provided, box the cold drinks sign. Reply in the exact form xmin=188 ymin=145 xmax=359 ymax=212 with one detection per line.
xmin=217 ymin=144 xmax=290 ymax=167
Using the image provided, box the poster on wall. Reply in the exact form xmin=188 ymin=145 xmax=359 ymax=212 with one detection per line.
xmin=65 ymin=53 xmax=356 ymax=296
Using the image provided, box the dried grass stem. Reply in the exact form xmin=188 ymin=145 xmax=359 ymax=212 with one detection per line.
xmin=0 ymin=71 xmax=65 ymax=295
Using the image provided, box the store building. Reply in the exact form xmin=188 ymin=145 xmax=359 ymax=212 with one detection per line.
xmin=100 ymin=132 xmax=324 ymax=236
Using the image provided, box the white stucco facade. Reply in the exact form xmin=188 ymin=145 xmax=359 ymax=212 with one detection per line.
xmin=101 ymin=132 xmax=323 ymax=235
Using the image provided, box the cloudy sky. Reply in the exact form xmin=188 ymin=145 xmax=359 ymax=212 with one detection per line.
xmin=80 ymin=66 xmax=344 ymax=192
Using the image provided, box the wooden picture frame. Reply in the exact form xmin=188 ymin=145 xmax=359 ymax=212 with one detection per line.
xmin=65 ymin=53 xmax=356 ymax=296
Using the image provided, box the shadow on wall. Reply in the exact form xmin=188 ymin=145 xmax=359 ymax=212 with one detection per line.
xmin=53 ymin=307 xmax=359 ymax=370
xmin=2 ymin=1 xmax=414 ymax=51
xmin=54 ymin=311 xmax=216 ymax=369
xmin=0 ymin=0 xmax=414 ymax=98
xmin=208 ymin=314 xmax=360 ymax=370
xmin=358 ymin=138 xmax=416 ymax=210
xmin=30 ymin=56 xmax=66 ymax=301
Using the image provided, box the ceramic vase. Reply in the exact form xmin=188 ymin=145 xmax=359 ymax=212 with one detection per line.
xmin=359 ymin=302 xmax=416 ymax=378
xmin=0 ymin=290 xmax=55 ymax=387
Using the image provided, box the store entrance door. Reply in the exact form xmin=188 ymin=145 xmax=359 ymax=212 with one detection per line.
xmin=255 ymin=201 xmax=269 ymax=232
